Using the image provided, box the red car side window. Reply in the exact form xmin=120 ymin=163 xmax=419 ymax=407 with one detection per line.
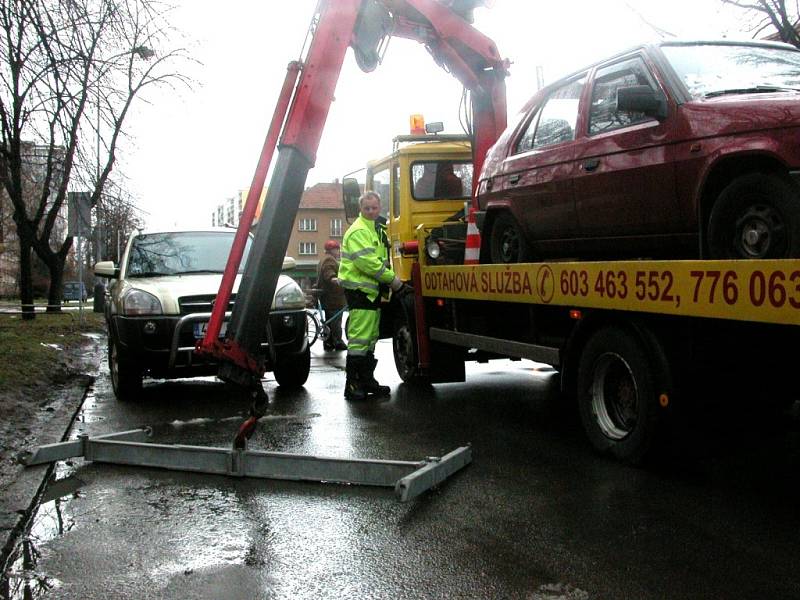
xmin=589 ymin=56 xmax=658 ymax=135
xmin=515 ymin=76 xmax=585 ymax=154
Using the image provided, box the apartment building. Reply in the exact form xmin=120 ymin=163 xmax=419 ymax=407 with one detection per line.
xmin=286 ymin=182 xmax=345 ymax=290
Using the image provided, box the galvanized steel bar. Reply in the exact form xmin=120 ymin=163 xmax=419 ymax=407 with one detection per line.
xmin=242 ymin=451 xmax=421 ymax=487
xmin=23 ymin=431 xmax=471 ymax=501
xmin=21 ymin=439 xmax=85 ymax=466
xmin=395 ymin=446 xmax=472 ymax=502
xmin=22 ymin=429 xmax=152 ymax=466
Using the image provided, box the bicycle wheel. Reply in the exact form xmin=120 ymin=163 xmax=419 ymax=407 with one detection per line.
xmin=305 ymin=311 xmax=321 ymax=346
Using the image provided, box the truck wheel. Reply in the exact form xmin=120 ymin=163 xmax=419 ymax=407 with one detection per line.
xmin=393 ymin=310 xmax=426 ymax=384
xmin=273 ymin=346 xmax=310 ymax=388
xmin=109 ymin=337 xmax=142 ymax=400
xmin=708 ymin=173 xmax=800 ymax=258
xmin=489 ymin=212 xmax=531 ymax=264
xmin=576 ymin=326 xmax=667 ymax=464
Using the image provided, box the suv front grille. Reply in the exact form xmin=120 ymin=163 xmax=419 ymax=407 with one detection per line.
xmin=178 ymin=294 xmax=236 ymax=315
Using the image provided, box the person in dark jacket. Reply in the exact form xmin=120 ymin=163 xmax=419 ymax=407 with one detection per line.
xmin=317 ymin=239 xmax=347 ymax=351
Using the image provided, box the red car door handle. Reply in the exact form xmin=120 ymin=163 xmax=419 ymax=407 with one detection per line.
xmin=583 ymin=159 xmax=600 ymax=172
xmin=509 ymin=174 xmax=521 ymax=184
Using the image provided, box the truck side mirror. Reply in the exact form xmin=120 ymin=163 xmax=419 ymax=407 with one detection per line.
xmin=342 ymin=177 xmax=361 ymax=223
xmin=616 ymin=85 xmax=668 ymax=121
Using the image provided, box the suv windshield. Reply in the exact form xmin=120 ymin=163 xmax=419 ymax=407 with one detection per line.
xmin=661 ymin=43 xmax=800 ymax=100
xmin=126 ymin=232 xmax=252 ymax=277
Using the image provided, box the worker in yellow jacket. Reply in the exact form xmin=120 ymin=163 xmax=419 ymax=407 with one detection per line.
xmin=338 ymin=191 xmax=403 ymax=400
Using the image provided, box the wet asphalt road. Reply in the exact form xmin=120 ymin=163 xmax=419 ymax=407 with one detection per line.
xmin=4 ymin=339 xmax=800 ymax=599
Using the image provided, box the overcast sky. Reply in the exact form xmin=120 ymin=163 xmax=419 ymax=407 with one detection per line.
xmin=121 ymin=0 xmax=748 ymax=229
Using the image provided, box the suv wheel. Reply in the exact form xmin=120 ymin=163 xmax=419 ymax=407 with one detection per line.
xmin=273 ymin=346 xmax=310 ymax=388
xmin=109 ymin=337 xmax=142 ymax=400
xmin=708 ymin=173 xmax=800 ymax=258
xmin=489 ymin=212 xmax=531 ymax=263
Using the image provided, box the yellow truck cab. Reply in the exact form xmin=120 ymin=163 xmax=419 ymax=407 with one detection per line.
xmin=348 ymin=133 xmax=473 ymax=281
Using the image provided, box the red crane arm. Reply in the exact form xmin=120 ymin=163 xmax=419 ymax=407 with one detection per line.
xmin=203 ymin=0 xmax=509 ymax=386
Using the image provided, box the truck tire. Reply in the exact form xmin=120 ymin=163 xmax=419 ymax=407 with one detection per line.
xmin=708 ymin=173 xmax=800 ymax=258
xmin=392 ymin=309 xmax=426 ymax=384
xmin=576 ymin=325 xmax=668 ymax=464
xmin=489 ymin=212 xmax=531 ymax=264
xmin=273 ymin=346 xmax=310 ymax=388
xmin=109 ymin=337 xmax=142 ymax=400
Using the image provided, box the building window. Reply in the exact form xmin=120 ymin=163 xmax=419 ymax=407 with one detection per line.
xmin=330 ymin=218 xmax=343 ymax=237
xmin=299 ymin=242 xmax=317 ymax=255
xmin=298 ymin=218 xmax=317 ymax=232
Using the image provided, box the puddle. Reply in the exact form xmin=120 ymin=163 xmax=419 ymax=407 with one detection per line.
xmin=530 ymin=583 xmax=590 ymax=600
xmin=0 ymin=465 xmax=83 ymax=599
xmin=169 ymin=413 xmax=321 ymax=428
xmin=73 ymin=387 xmax=106 ymax=424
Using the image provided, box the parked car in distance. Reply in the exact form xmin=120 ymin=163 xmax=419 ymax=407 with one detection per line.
xmin=94 ymin=228 xmax=309 ymax=400
xmin=477 ymin=40 xmax=800 ymax=263
xmin=63 ymin=281 xmax=88 ymax=303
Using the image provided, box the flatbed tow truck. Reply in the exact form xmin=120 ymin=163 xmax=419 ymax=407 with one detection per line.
xmin=24 ymin=0 xmax=800 ymax=490
xmin=345 ymin=130 xmax=800 ymax=462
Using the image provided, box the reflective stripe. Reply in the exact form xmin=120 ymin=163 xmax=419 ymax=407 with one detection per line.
xmin=341 ymin=247 xmax=376 ymax=260
xmin=376 ymin=265 xmax=388 ymax=279
xmin=341 ymin=279 xmax=379 ymax=291
xmin=347 ymin=348 xmax=370 ymax=356
xmin=347 ymin=337 xmax=372 ymax=347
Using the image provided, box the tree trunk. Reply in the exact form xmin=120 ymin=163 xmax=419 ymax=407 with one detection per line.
xmin=16 ymin=228 xmax=35 ymax=320
xmin=46 ymin=256 xmax=65 ymax=312
xmin=40 ymin=240 xmax=71 ymax=313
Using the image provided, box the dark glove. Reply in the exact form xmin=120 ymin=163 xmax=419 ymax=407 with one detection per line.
xmin=395 ymin=283 xmax=414 ymax=297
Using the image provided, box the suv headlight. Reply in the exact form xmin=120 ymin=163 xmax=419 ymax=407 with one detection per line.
xmin=123 ymin=289 xmax=163 ymax=315
xmin=273 ymin=280 xmax=306 ymax=310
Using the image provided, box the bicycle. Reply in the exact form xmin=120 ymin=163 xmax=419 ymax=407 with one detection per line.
xmin=305 ymin=289 xmax=347 ymax=348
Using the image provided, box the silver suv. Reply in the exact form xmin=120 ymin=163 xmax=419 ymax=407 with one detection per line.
xmin=94 ymin=228 xmax=309 ymax=399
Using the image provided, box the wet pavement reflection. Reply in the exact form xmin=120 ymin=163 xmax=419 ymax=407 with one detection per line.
xmin=3 ymin=339 xmax=800 ymax=599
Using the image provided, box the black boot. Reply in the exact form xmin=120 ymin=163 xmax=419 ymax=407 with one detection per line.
xmin=344 ymin=356 xmax=367 ymax=401
xmin=361 ymin=354 xmax=390 ymax=397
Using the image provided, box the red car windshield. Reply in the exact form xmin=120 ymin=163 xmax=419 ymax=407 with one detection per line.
xmin=661 ymin=43 xmax=800 ymax=100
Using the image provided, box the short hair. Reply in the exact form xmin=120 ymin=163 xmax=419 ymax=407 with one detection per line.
xmin=359 ymin=191 xmax=381 ymax=207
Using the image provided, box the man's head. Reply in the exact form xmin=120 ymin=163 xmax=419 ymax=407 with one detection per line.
xmin=358 ymin=191 xmax=382 ymax=221
xmin=324 ymin=239 xmax=340 ymax=257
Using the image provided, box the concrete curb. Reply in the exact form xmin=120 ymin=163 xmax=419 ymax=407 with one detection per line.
xmin=0 ymin=376 xmax=95 ymax=571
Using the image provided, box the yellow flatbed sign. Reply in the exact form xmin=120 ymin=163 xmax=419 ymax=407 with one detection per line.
xmin=420 ymin=260 xmax=800 ymax=326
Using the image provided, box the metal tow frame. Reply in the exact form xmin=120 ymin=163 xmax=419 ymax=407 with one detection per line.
xmin=22 ymin=429 xmax=471 ymax=502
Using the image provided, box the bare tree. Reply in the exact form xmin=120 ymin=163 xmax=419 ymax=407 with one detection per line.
xmin=722 ymin=0 xmax=800 ymax=47
xmin=95 ymin=178 xmax=144 ymax=264
xmin=0 ymin=0 xmax=190 ymax=318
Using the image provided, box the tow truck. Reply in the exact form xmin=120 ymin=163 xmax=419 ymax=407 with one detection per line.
xmin=201 ymin=0 xmax=799 ymax=463
xmin=342 ymin=124 xmax=800 ymax=463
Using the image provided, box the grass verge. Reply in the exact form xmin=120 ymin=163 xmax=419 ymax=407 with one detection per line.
xmin=0 ymin=310 xmax=105 ymax=394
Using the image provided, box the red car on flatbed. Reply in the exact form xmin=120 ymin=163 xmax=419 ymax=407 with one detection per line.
xmin=477 ymin=40 xmax=800 ymax=263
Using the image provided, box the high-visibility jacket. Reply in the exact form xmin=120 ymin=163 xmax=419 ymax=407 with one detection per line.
xmin=339 ymin=215 xmax=395 ymax=301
